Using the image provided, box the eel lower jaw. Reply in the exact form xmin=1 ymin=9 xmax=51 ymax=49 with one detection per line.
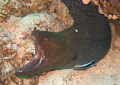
xmin=16 ymin=36 xmax=45 ymax=74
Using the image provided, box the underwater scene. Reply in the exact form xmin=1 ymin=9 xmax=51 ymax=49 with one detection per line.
xmin=0 ymin=0 xmax=120 ymax=85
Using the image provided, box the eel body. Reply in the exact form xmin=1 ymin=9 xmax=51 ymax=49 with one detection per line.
xmin=15 ymin=0 xmax=111 ymax=78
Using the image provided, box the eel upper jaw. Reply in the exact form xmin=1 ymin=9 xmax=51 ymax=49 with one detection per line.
xmin=16 ymin=36 xmax=45 ymax=73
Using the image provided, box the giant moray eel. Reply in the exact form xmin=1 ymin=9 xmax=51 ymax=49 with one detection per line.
xmin=15 ymin=0 xmax=111 ymax=78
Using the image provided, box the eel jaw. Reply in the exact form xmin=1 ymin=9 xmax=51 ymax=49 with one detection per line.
xmin=15 ymin=36 xmax=45 ymax=76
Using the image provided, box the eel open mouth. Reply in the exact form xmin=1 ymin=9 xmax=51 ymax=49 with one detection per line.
xmin=16 ymin=36 xmax=45 ymax=74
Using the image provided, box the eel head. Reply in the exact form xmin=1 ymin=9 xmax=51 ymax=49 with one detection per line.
xmin=15 ymin=30 xmax=55 ymax=78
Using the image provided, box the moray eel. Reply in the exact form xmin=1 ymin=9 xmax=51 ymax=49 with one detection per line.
xmin=15 ymin=0 xmax=111 ymax=78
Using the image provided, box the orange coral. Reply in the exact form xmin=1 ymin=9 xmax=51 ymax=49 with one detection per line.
xmin=0 ymin=0 xmax=18 ymax=22
xmin=31 ymin=0 xmax=50 ymax=12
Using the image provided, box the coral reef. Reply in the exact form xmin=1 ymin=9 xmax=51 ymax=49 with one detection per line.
xmin=0 ymin=26 xmax=18 ymax=60
xmin=0 ymin=13 xmax=65 ymax=84
xmin=0 ymin=0 xmax=19 ymax=22
xmin=0 ymin=0 xmax=74 ymax=30
xmin=8 ymin=13 xmax=64 ymax=62
xmin=19 ymin=0 xmax=32 ymax=3
xmin=0 ymin=26 xmax=18 ymax=84
xmin=0 ymin=26 xmax=17 ymax=59
xmin=13 ymin=0 xmax=51 ymax=17
xmin=92 ymin=0 xmax=120 ymax=37
xmin=13 ymin=0 xmax=33 ymax=17
xmin=7 ymin=13 xmax=64 ymax=36
xmin=31 ymin=0 xmax=51 ymax=13
xmin=0 ymin=0 xmax=120 ymax=85
xmin=14 ymin=0 xmax=73 ymax=28
xmin=100 ymin=0 xmax=118 ymax=14
xmin=110 ymin=0 xmax=120 ymax=11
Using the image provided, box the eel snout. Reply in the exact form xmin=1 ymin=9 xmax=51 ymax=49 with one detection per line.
xmin=15 ymin=36 xmax=45 ymax=77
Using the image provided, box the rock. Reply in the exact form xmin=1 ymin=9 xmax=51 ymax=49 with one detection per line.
xmin=7 ymin=13 xmax=64 ymax=35
xmin=115 ymin=25 xmax=120 ymax=38
xmin=82 ymin=0 xmax=91 ymax=4
xmin=37 ymin=49 xmax=120 ymax=85
xmin=114 ymin=36 xmax=120 ymax=50
xmin=107 ymin=15 xmax=112 ymax=19
xmin=5 ymin=13 xmax=64 ymax=60
xmin=112 ymin=15 xmax=118 ymax=20
xmin=0 ymin=0 xmax=120 ymax=85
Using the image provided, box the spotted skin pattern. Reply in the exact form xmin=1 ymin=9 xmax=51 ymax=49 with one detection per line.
xmin=15 ymin=0 xmax=111 ymax=78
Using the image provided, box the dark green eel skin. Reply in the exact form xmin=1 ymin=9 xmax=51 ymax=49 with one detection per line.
xmin=15 ymin=0 xmax=111 ymax=78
